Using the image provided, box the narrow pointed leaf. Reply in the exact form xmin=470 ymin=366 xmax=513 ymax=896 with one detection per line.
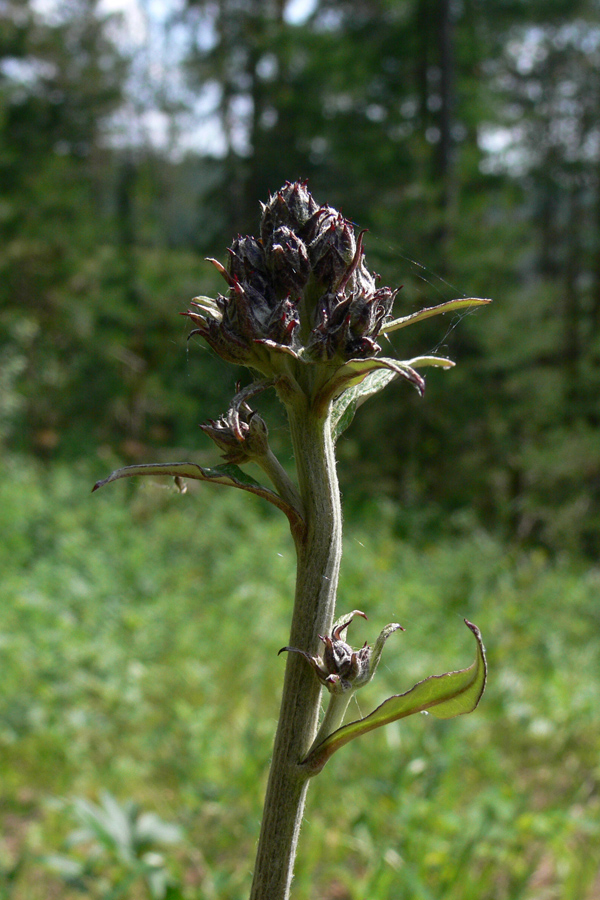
xmin=367 ymin=622 xmax=404 ymax=683
xmin=344 ymin=358 xmax=426 ymax=393
xmin=382 ymin=298 xmax=492 ymax=334
xmin=92 ymin=462 xmax=305 ymax=536
xmin=302 ymin=620 xmax=486 ymax=774
xmin=406 ymin=356 xmax=455 ymax=369
xmin=190 ymin=296 xmax=221 ymax=319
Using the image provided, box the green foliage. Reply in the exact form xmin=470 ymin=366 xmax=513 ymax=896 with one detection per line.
xmin=43 ymin=792 xmax=183 ymax=899
xmin=1 ymin=460 xmax=599 ymax=898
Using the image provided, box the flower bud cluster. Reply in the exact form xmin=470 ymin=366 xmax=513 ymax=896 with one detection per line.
xmin=184 ymin=182 xmax=395 ymax=379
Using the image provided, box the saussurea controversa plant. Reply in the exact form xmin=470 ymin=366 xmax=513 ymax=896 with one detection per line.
xmin=94 ymin=182 xmax=490 ymax=900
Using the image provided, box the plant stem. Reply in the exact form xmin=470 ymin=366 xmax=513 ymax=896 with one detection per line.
xmin=308 ymin=691 xmax=353 ymax=756
xmin=249 ymin=398 xmax=342 ymax=900
xmin=257 ymin=446 xmax=304 ymax=520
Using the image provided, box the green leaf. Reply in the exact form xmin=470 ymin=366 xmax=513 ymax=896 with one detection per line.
xmin=330 ymin=368 xmax=398 ymax=440
xmin=317 ymin=357 xmax=426 ymax=414
xmin=367 ymin=622 xmax=405 ymax=683
xmin=302 ymin=620 xmax=486 ymax=774
xmin=42 ymin=854 xmax=86 ymax=881
xmin=189 ymin=295 xmax=221 ymax=319
xmin=92 ymin=461 xmax=305 ymax=537
xmin=406 ymin=356 xmax=455 ymax=369
xmin=329 ymin=355 xmax=455 ymax=440
xmin=382 ymin=298 xmax=492 ymax=334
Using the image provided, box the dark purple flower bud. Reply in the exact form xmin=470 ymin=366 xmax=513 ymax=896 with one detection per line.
xmin=265 ymin=296 xmax=301 ymax=347
xmin=269 ymin=226 xmax=311 ymax=297
xmin=307 ymin=209 xmax=357 ymax=289
xmin=227 ymin=238 xmax=278 ymax=315
xmin=228 ymin=235 xmax=268 ymax=281
xmin=280 ymin=611 xmax=370 ymax=692
xmin=307 ymin=280 xmax=397 ymax=362
xmin=261 ymin=181 xmax=318 ymax=248
xmin=345 ymin=285 xmax=396 ymax=355
xmin=185 ymin=298 xmax=254 ymax=366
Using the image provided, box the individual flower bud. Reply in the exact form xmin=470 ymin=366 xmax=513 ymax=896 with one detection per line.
xmin=185 ymin=295 xmax=254 ymax=367
xmin=280 ymin=611 xmax=404 ymax=696
xmin=305 ymin=291 xmax=352 ymax=360
xmin=269 ymin=226 xmax=311 ymax=297
xmin=201 ymin=402 xmax=270 ymax=465
xmin=345 ymin=285 xmax=396 ymax=356
xmin=261 ymin=181 xmax=318 ymax=250
xmin=308 ymin=282 xmax=396 ymax=361
xmin=264 ymin=296 xmax=301 ymax=347
xmin=228 ymin=234 xmax=269 ymax=282
xmin=307 ymin=209 xmax=357 ymax=289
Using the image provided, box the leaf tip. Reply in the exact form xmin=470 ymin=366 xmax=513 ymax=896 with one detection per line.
xmin=463 ymin=618 xmax=482 ymax=641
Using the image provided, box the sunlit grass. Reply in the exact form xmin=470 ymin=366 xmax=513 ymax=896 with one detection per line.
xmin=1 ymin=458 xmax=599 ymax=899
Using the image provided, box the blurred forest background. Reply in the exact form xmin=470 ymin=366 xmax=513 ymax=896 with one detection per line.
xmin=2 ymin=2 xmax=600 ymax=899
xmin=2 ymin=0 xmax=600 ymax=553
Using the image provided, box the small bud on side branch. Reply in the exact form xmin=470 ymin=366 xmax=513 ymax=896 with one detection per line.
xmin=301 ymin=620 xmax=487 ymax=775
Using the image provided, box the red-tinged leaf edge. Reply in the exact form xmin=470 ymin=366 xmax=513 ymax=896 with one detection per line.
xmin=329 ymin=356 xmax=454 ymax=441
xmin=301 ymin=619 xmax=486 ymax=775
xmin=315 ymin=357 xmax=425 ymax=416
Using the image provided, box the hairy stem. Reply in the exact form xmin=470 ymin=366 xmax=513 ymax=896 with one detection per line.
xmin=249 ymin=399 xmax=342 ymax=900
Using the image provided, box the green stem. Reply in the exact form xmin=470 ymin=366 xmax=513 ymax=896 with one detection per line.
xmin=309 ymin=691 xmax=354 ymax=755
xmin=249 ymin=398 xmax=342 ymax=900
xmin=257 ymin=447 xmax=304 ymax=523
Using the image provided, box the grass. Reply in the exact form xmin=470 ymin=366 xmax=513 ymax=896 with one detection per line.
xmin=1 ymin=456 xmax=599 ymax=899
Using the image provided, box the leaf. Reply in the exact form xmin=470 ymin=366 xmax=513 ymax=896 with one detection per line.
xmin=367 ymin=622 xmax=405 ymax=682
xmin=406 ymin=356 xmax=455 ymax=369
xmin=92 ymin=461 xmax=305 ymax=538
xmin=189 ymin=296 xmax=221 ymax=319
xmin=302 ymin=620 xmax=487 ymax=774
xmin=329 ymin=356 xmax=455 ymax=440
xmin=330 ymin=368 xmax=397 ymax=440
xmin=69 ymin=793 xmax=134 ymax=860
xmin=42 ymin=854 xmax=86 ymax=881
xmin=316 ymin=357 xmax=426 ymax=415
xmin=382 ymin=298 xmax=492 ymax=334
xmin=344 ymin=358 xmax=426 ymax=394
